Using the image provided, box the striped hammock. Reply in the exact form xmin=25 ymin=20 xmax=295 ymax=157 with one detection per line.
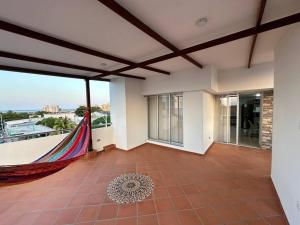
xmin=0 ymin=112 xmax=91 ymax=181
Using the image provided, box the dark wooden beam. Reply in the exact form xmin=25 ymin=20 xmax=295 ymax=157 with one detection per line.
xmin=0 ymin=20 xmax=170 ymax=75
xmin=248 ymin=0 xmax=267 ymax=68
xmin=94 ymin=12 xmax=300 ymax=78
xmin=0 ymin=65 xmax=110 ymax=81
xmin=0 ymin=50 xmax=107 ymax=73
xmin=98 ymin=0 xmax=203 ymax=69
xmin=85 ymin=78 xmax=93 ymax=151
xmin=0 ymin=50 xmax=145 ymax=80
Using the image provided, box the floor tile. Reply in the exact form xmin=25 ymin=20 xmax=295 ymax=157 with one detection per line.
xmin=155 ymin=198 xmax=174 ymax=213
xmin=157 ymin=212 xmax=181 ymax=225
xmin=138 ymin=200 xmax=156 ymax=216
xmin=98 ymin=204 xmax=118 ymax=220
xmin=138 ymin=215 xmax=159 ymax=225
xmin=172 ymin=196 xmax=192 ymax=210
xmin=177 ymin=210 xmax=202 ymax=225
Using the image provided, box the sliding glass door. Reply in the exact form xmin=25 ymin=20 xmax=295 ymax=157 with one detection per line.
xmin=148 ymin=96 xmax=158 ymax=140
xmin=148 ymin=93 xmax=183 ymax=145
xmin=158 ymin=94 xmax=170 ymax=142
xmin=216 ymin=93 xmax=261 ymax=148
xmin=238 ymin=93 xmax=261 ymax=147
xmin=170 ymin=94 xmax=183 ymax=144
xmin=217 ymin=95 xmax=238 ymax=144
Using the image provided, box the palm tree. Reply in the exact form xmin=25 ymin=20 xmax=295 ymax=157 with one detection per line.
xmin=53 ymin=117 xmax=76 ymax=132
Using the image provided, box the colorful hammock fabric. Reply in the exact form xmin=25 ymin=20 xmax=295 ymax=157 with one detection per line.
xmin=0 ymin=112 xmax=90 ymax=181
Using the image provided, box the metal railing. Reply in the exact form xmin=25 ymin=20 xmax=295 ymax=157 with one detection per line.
xmin=0 ymin=129 xmax=71 ymax=144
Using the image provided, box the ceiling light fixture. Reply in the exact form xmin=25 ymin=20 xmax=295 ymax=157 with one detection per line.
xmin=195 ymin=17 xmax=208 ymax=27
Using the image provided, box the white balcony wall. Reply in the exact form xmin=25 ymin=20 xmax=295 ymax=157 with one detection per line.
xmin=92 ymin=127 xmax=114 ymax=151
xmin=272 ymin=23 xmax=300 ymax=225
xmin=0 ymin=127 xmax=114 ymax=165
xmin=0 ymin=134 xmax=68 ymax=165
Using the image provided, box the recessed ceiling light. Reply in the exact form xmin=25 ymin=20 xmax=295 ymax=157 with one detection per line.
xmin=195 ymin=17 xmax=208 ymax=27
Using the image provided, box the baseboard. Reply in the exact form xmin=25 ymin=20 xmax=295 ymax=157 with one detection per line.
xmin=270 ymin=177 xmax=290 ymax=225
xmin=103 ymin=144 xmax=116 ymax=152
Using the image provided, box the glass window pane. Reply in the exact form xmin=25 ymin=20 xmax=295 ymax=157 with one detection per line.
xmin=170 ymin=94 xmax=183 ymax=144
xmin=148 ymin=96 xmax=158 ymax=139
xmin=158 ymin=94 xmax=169 ymax=141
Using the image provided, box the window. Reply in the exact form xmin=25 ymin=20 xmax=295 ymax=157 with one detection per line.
xmin=148 ymin=93 xmax=183 ymax=145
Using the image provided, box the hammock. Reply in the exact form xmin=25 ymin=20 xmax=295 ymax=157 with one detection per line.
xmin=0 ymin=112 xmax=91 ymax=181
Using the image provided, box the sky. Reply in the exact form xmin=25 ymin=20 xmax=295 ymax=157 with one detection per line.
xmin=0 ymin=71 xmax=110 ymax=111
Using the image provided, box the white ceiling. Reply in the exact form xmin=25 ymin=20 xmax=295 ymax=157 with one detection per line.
xmin=0 ymin=0 xmax=299 ymax=78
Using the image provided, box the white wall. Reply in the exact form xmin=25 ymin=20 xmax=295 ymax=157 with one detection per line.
xmin=110 ymin=78 xmax=127 ymax=149
xmin=110 ymin=77 xmax=147 ymax=150
xmin=202 ymin=92 xmax=215 ymax=151
xmin=92 ymin=127 xmax=114 ymax=151
xmin=0 ymin=127 xmax=115 ymax=165
xmin=183 ymin=91 xmax=203 ymax=153
xmin=125 ymin=79 xmax=147 ymax=149
xmin=272 ymin=24 xmax=300 ymax=225
xmin=218 ymin=62 xmax=274 ymax=93
xmin=142 ymin=66 xmax=218 ymax=95
xmin=181 ymin=91 xmax=215 ymax=154
xmin=0 ymin=134 xmax=68 ymax=165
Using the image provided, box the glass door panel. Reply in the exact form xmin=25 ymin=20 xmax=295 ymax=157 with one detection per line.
xmin=158 ymin=94 xmax=170 ymax=142
xmin=170 ymin=94 xmax=183 ymax=144
xmin=238 ymin=93 xmax=261 ymax=147
xmin=148 ymin=96 xmax=158 ymax=139
xmin=217 ymin=95 xmax=237 ymax=144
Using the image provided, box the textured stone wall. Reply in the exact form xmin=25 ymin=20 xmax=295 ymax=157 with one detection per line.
xmin=261 ymin=91 xmax=273 ymax=150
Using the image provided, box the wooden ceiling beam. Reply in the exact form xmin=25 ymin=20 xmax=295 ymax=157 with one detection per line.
xmin=0 ymin=20 xmax=170 ymax=75
xmin=98 ymin=0 xmax=203 ymax=70
xmin=0 ymin=65 xmax=110 ymax=81
xmin=93 ymin=12 xmax=300 ymax=78
xmin=0 ymin=50 xmax=145 ymax=80
xmin=247 ymin=0 xmax=267 ymax=68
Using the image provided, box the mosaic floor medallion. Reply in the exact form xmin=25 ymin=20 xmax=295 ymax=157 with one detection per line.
xmin=107 ymin=173 xmax=154 ymax=204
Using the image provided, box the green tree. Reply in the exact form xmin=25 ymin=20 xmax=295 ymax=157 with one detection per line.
xmin=33 ymin=111 xmax=46 ymax=117
xmin=91 ymin=106 xmax=103 ymax=113
xmin=92 ymin=116 xmax=111 ymax=128
xmin=75 ymin=105 xmax=104 ymax=117
xmin=75 ymin=106 xmax=86 ymax=117
xmin=1 ymin=111 xmax=29 ymax=121
xmin=53 ymin=117 xmax=76 ymax=131
xmin=36 ymin=117 xmax=56 ymax=128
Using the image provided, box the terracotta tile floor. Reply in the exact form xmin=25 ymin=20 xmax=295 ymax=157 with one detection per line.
xmin=0 ymin=143 xmax=287 ymax=225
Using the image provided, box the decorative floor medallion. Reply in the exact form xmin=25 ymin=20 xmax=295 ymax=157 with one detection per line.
xmin=107 ymin=173 xmax=154 ymax=204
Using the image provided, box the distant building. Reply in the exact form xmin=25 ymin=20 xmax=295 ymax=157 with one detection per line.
xmin=43 ymin=105 xmax=60 ymax=113
xmin=44 ymin=112 xmax=76 ymax=122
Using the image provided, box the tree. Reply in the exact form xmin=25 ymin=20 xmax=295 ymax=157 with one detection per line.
xmin=34 ymin=111 xmax=46 ymax=117
xmin=37 ymin=117 xmax=76 ymax=131
xmin=1 ymin=111 xmax=29 ymax=121
xmin=92 ymin=115 xmax=111 ymax=128
xmin=36 ymin=117 xmax=56 ymax=128
xmin=75 ymin=105 xmax=104 ymax=117
xmin=75 ymin=106 xmax=86 ymax=117
xmin=53 ymin=117 xmax=76 ymax=131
